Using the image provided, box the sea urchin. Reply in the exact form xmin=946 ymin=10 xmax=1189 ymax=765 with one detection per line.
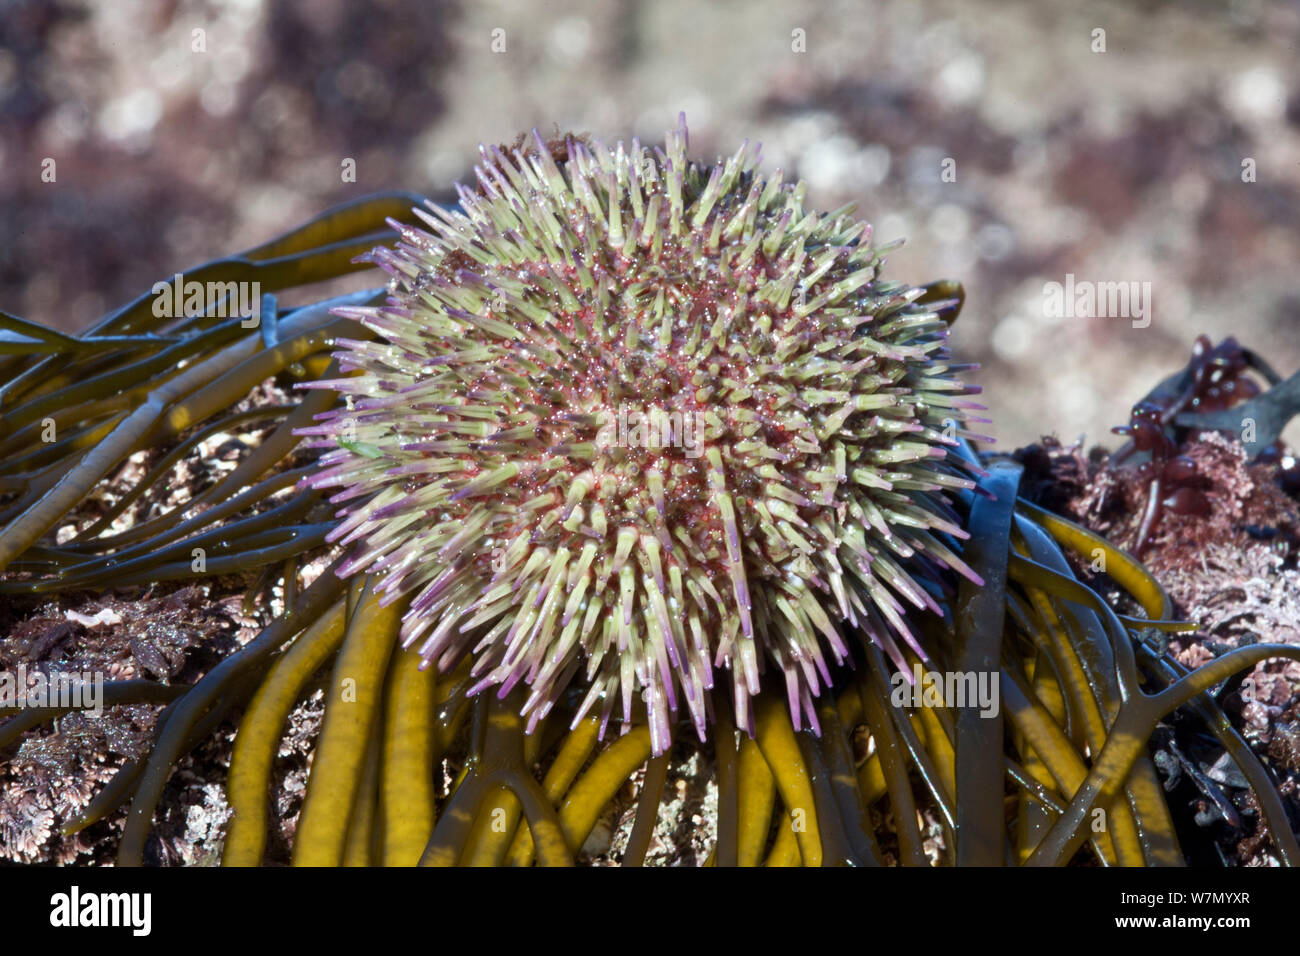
xmin=297 ymin=116 xmax=988 ymax=755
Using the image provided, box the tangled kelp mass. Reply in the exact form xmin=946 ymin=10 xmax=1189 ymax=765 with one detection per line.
xmin=2 ymin=130 xmax=1299 ymax=866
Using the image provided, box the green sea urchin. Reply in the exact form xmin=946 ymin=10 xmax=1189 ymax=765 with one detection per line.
xmin=299 ymin=116 xmax=989 ymax=754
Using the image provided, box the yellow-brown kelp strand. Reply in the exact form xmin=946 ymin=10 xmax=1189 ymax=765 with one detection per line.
xmin=292 ymin=576 xmax=402 ymax=866
xmin=299 ymin=115 xmax=989 ymax=755
xmin=224 ymin=598 xmax=349 ymax=866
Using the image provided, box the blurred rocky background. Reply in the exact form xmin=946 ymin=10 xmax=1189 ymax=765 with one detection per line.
xmin=2 ymin=0 xmax=1298 ymax=450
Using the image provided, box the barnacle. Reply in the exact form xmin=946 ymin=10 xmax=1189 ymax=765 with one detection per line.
xmin=1 ymin=123 xmax=1298 ymax=867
